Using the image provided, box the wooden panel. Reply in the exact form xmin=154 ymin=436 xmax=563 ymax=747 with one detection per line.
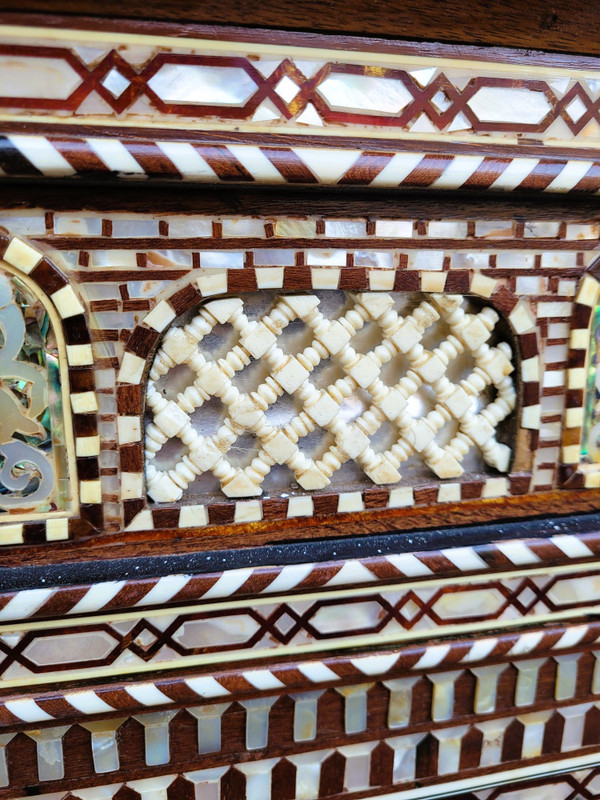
xmin=1 ymin=5 xmax=600 ymax=58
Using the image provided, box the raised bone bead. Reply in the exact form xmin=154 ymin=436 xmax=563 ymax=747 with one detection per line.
xmin=481 ymin=440 xmax=512 ymax=472
xmin=414 ymin=352 xmax=447 ymax=384
xmin=316 ymin=320 xmax=352 ymax=355
xmin=146 ymin=466 xmax=184 ymax=503
xmin=161 ymin=327 xmax=200 ymax=365
xmin=281 ymin=293 xmax=321 ymax=319
xmin=424 ymin=446 xmax=464 ymax=479
xmin=198 ymin=362 xmax=231 ymax=396
xmin=240 ymin=321 xmax=277 ymax=359
xmin=188 ymin=439 xmax=224 ymax=472
xmin=228 ymin=395 xmax=265 ymax=429
xmin=203 ymin=297 xmax=244 ymax=324
xmin=154 ymin=401 xmax=190 ymax=438
xmin=144 ymin=422 xmax=169 ymax=458
xmin=262 ymin=430 xmax=298 ymax=463
xmin=444 ymin=385 xmax=473 ymax=418
xmin=431 ymin=293 xmax=464 ymax=314
xmin=344 ymin=353 xmax=380 ymax=389
xmin=390 ymin=317 xmax=424 ymax=353
xmin=304 ymin=391 xmax=340 ymax=426
xmin=335 ymin=424 xmax=370 ymax=459
xmin=221 ymin=468 xmax=262 ymax=498
xmin=354 ymin=292 xmax=395 ymax=320
xmin=296 ymin=462 xmax=331 ymax=490
xmin=461 ymin=415 xmax=496 ymax=447
xmin=272 ymin=355 xmax=310 ymax=394
xmin=460 ymin=316 xmax=495 ymax=350
xmin=363 ymin=454 xmax=402 ymax=484
xmin=404 ymin=418 xmax=436 ymax=452
xmin=478 ymin=347 xmax=514 ymax=384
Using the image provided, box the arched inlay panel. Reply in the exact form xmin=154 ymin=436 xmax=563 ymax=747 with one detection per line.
xmin=0 ymin=267 xmax=69 ymax=517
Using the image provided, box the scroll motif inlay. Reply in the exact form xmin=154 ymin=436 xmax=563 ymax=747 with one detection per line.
xmin=0 ymin=268 xmax=69 ymax=516
xmin=582 ymin=304 xmax=600 ymax=465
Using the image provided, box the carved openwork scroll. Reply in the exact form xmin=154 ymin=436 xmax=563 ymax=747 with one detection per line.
xmin=0 ymin=268 xmax=70 ymax=517
xmin=145 ymin=291 xmax=516 ymax=504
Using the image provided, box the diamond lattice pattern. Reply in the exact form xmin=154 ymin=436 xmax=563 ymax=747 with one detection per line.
xmin=145 ymin=292 xmax=516 ymax=502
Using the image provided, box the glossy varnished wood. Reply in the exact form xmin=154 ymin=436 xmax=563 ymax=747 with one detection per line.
xmin=1 ymin=4 xmax=600 ymax=58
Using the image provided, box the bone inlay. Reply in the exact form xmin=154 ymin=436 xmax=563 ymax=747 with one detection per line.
xmin=145 ymin=291 xmax=516 ymax=502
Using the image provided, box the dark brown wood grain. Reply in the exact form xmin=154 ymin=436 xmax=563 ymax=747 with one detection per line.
xmin=2 ymin=182 xmax=600 ymax=222
xmin=2 ymin=4 xmax=600 ymax=59
xmin=0 ymin=487 xmax=597 ymax=568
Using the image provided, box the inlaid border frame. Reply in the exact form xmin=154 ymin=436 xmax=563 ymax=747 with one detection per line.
xmin=118 ymin=264 xmax=540 ymax=534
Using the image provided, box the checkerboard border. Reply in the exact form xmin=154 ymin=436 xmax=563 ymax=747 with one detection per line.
xmin=119 ymin=266 xmax=539 ymax=532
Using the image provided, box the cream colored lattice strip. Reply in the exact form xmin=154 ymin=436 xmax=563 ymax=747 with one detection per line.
xmin=144 ymin=292 xmax=516 ymax=502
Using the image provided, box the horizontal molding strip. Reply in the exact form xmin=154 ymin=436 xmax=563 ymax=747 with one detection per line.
xmin=3 ymin=134 xmax=600 ymax=193
xmin=358 ymin=753 xmax=600 ymax=800
xmin=4 ymin=716 xmax=600 ymax=798
xmin=7 ymin=752 xmax=600 ymax=800
xmin=0 ymin=617 xmax=596 ymax=726
xmin=2 ymin=561 xmax=600 ymax=690
xmin=2 ymin=21 xmax=600 ymax=188
xmin=1 ymin=526 xmax=598 ymax=622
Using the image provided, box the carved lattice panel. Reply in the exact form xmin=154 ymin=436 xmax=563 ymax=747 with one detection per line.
xmin=145 ymin=291 xmax=516 ymax=504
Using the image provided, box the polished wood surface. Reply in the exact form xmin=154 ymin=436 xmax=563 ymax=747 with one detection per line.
xmin=0 ymin=2 xmax=599 ymax=57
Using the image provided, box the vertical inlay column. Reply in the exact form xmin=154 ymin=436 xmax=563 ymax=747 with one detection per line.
xmin=0 ymin=734 xmax=15 ymax=787
xmin=519 ymin=711 xmax=553 ymax=758
xmin=27 ymin=726 xmax=70 ymax=781
xmin=338 ymin=742 xmax=377 ymax=791
xmin=383 ymin=678 xmax=419 ymax=728
xmin=471 ymin=665 xmax=506 ymax=713
xmin=559 ymin=703 xmax=592 ymax=750
xmin=291 ymin=691 xmax=324 ymax=742
xmin=188 ymin=704 xmax=231 ymax=754
xmin=433 ymin=725 xmax=470 ymax=774
xmin=429 ymin=671 xmax=462 ymax=720
xmin=238 ymin=759 xmax=279 ymax=800
xmin=476 ymin=719 xmax=512 ymax=766
xmin=134 ymin=711 xmax=178 ymax=766
xmin=592 ymin=652 xmax=600 ymax=693
xmin=240 ymin=697 xmax=278 ymax=749
xmin=387 ymin=733 xmax=427 ymax=782
xmin=82 ymin=719 xmax=126 ymax=773
xmin=554 ymin=654 xmax=582 ymax=700
xmin=336 ymin=684 xmax=373 ymax=733
xmin=514 ymin=659 xmax=546 ymax=706
xmin=288 ymin=750 xmax=334 ymax=800
xmin=183 ymin=767 xmax=228 ymax=800
xmin=127 ymin=775 xmax=174 ymax=800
